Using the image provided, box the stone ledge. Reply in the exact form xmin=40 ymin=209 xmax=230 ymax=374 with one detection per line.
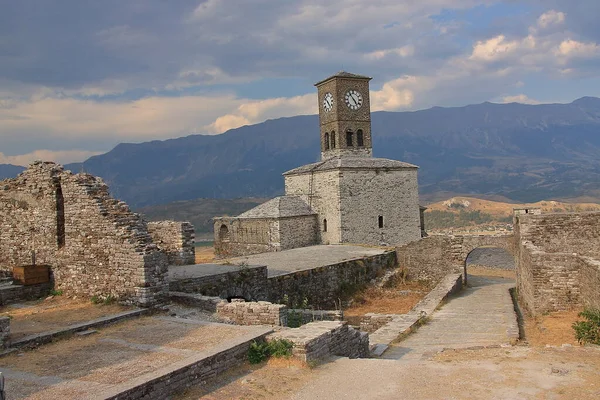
xmin=169 ymin=291 xmax=225 ymax=313
xmin=369 ymin=272 xmax=463 ymax=355
xmin=5 ymin=308 xmax=150 ymax=352
xmin=98 ymin=326 xmax=272 ymax=400
xmin=268 ymin=320 xmax=369 ymax=363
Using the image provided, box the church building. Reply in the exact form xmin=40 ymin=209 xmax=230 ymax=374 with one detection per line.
xmin=214 ymin=72 xmax=424 ymax=257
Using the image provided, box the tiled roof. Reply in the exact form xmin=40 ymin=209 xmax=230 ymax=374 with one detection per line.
xmin=237 ymin=195 xmax=315 ymax=219
xmin=283 ymin=156 xmax=418 ymax=175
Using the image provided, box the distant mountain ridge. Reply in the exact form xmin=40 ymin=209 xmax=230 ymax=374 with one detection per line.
xmin=0 ymin=164 xmax=25 ymax=180
xmin=3 ymin=97 xmax=600 ymax=207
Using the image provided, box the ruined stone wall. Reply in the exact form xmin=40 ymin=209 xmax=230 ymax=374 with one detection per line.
xmin=147 ymin=221 xmax=195 ymax=265
xmin=340 ymin=168 xmax=421 ymax=246
xmin=395 ymin=234 xmax=516 ymax=285
xmin=169 ymin=265 xmax=269 ymax=301
xmin=580 ymin=257 xmax=600 ymax=309
xmin=213 ymin=217 xmax=277 ymax=257
xmin=515 ymin=212 xmax=600 ymax=315
xmin=267 ymin=251 xmax=397 ymax=309
xmin=216 ymin=299 xmax=287 ymax=326
xmin=517 ymin=212 xmax=600 ymax=258
xmin=285 ymin=170 xmax=342 ymax=244
xmin=0 ymin=162 xmax=168 ymax=306
xmin=0 ymin=316 xmax=9 ymax=348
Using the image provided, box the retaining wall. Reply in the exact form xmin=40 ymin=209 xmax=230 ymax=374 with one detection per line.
xmin=147 ymin=221 xmax=195 ymax=265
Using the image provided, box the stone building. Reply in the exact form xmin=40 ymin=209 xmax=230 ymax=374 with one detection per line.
xmin=0 ymin=161 xmax=195 ymax=306
xmin=215 ymin=72 xmax=423 ymax=257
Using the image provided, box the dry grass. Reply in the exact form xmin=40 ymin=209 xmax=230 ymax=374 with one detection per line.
xmin=524 ymin=309 xmax=583 ymax=347
xmin=195 ymin=246 xmax=215 ymax=264
xmin=1 ymin=296 xmax=131 ymax=340
xmin=344 ymin=280 xmax=428 ymax=317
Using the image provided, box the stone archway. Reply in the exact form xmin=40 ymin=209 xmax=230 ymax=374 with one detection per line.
xmin=464 ymin=246 xmax=516 ymax=284
xmin=451 ymin=235 xmax=516 ymax=285
xmin=219 ymin=224 xmax=230 ymax=242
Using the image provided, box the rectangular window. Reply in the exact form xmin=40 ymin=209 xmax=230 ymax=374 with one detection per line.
xmin=346 ymin=131 xmax=353 ymax=147
xmin=357 ymin=130 xmax=364 ymax=147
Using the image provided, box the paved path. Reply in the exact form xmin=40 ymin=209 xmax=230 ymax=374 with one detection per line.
xmin=382 ymin=274 xmax=519 ymax=362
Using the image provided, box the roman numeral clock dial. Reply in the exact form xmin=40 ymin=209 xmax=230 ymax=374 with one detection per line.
xmin=345 ymin=90 xmax=363 ymax=110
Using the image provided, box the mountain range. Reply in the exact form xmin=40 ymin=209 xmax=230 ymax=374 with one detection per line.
xmin=3 ymin=97 xmax=600 ymax=207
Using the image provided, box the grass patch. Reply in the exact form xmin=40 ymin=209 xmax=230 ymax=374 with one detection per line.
xmin=248 ymin=339 xmax=295 ymax=364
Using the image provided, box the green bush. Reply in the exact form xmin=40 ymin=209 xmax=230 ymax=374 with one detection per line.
xmin=572 ymin=308 xmax=600 ymax=345
xmin=49 ymin=289 xmax=63 ymax=296
xmin=248 ymin=341 xmax=271 ymax=364
xmin=247 ymin=339 xmax=295 ymax=364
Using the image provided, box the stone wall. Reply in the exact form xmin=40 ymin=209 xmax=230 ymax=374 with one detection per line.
xmin=278 ymin=216 xmax=319 ymax=250
xmin=268 ymin=251 xmax=397 ymax=309
xmin=169 ymin=265 xmax=268 ymax=301
xmin=285 ymin=170 xmax=342 ymax=244
xmin=0 ymin=282 xmax=52 ymax=306
xmin=0 ymin=316 xmax=9 ymax=348
xmin=267 ymin=321 xmax=369 ymax=363
xmin=216 ymin=299 xmax=287 ymax=326
xmin=580 ymin=257 xmax=600 ymax=309
xmin=515 ymin=211 xmax=600 ymax=315
xmin=395 ymin=234 xmax=516 ymax=284
xmin=339 ymin=168 xmax=421 ymax=246
xmin=147 ymin=221 xmax=195 ymax=265
xmin=0 ymin=162 xmax=168 ymax=306
xmin=213 ymin=217 xmax=277 ymax=257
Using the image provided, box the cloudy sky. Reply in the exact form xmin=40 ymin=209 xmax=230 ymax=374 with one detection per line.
xmin=1 ymin=0 xmax=600 ymax=166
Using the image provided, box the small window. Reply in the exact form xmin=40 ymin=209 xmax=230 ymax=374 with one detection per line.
xmin=324 ymin=132 xmax=330 ymax=150
xmin=346 ymin=130 xmax=353 ymax=147
xmin=323 ymin=219 xmax=328 ymax=232
xmin=331 ymin=131 xmax=336 ymax=149
xmin=357 ymin=130 xmax=364 ymax=147
xmin=378 ymin=215 xmax=384 ymax=229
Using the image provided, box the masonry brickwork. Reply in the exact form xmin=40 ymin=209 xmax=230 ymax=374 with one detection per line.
xmin=0 ymin=162 xmax=168 ymax=306
xmin=147 ymin=221 xmax=195 ymax=265
xmin=216 ymin=299 xmax=287 ymax=326
xmin=214 ymin=215 xmax=318 ymax=258
xmin=0 ymin=316 xmax=9 ymax=348
xmin=515 ymin=211 xmax=600 ymax=314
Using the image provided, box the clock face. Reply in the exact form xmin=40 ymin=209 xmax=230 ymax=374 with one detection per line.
xmin=345 ymin=90 xmax=363 ymax=110
xmin=323 ymin=92 xmax=334 ymax=112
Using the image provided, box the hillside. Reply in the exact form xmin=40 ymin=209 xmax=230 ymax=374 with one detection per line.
xmin=424 ymin=196 xmax=600 ymax=233
xmin=3 ymin=98 xmax=600 ymax=207
xmin=138 ymin=197 xmax=267 ymax=239
xmin=0 ymin=164 xmax=25 ymax=180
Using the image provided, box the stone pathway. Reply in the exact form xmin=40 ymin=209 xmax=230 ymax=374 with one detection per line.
xmin=382 ymin=274 xmax=519 ymax=362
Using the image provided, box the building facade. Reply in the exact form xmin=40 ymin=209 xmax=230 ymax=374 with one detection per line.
xmin=214 ymin=72 xmax=423 ymax=257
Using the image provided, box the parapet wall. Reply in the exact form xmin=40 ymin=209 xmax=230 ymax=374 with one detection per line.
xmin=147 ymin=221 xmax=195 ymax=265
xmin=515 ymin=211 xmax=600 ymax=315
xmin=0 ymin=162 xmax=168 ymax=306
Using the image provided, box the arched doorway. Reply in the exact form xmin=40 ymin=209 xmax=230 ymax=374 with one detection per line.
xmin=219 ymin=224 xmax=230 ymax=242
xmin=464 ymin=246 xmax=515 ymax=286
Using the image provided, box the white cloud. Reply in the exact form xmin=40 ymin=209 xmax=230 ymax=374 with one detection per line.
xmin=537 ymin=10 xmax=566 ymax=29
xmin=556 ymin=39 xmax=600 ymax=58
xmin=501 ymin=94 xmax=541 ymax=104
xmin=0 ymin=150 xmax=103 ymax=167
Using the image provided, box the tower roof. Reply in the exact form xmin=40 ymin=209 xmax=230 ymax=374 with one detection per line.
xmin=283 ymin=156 xmax=418 ymax=176
xmin=314 ymin=71 xmax=372 ymax=86
xmin=237 ymin=195 xmax=315 ymax=219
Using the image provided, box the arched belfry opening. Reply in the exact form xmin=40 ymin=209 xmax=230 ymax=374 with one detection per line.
xmin=356 ymin=129 xmax=364 ymax=147
xmin=346 ymin=130 xmax=353 ymax=147
xmin=324 ymin=132 xmax=330 ymax=150
xmin=219 ymin=224 xmax=230 ymax=242
xmin=55 ymin=182 xmax=65 ymax=248
xmin=330 ymin=131 xmax=336 ymax=149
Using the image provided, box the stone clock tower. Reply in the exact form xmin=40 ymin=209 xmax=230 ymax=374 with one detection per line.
xmin=315 ymin=71 xmax=373 ymax=160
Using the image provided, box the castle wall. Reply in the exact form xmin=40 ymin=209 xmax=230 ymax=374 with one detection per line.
xmin=339 ymin=168 xmax=421 ymax=246
xmin=515 ymin=211 xmax=600 ymax=315
xmin=147 ymin=221 xmax=195 ymax=265
xmin=0 ymin=162 xmax=168 ymax=306
xmin=285 ymin=170 xmax=342 ymax=244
